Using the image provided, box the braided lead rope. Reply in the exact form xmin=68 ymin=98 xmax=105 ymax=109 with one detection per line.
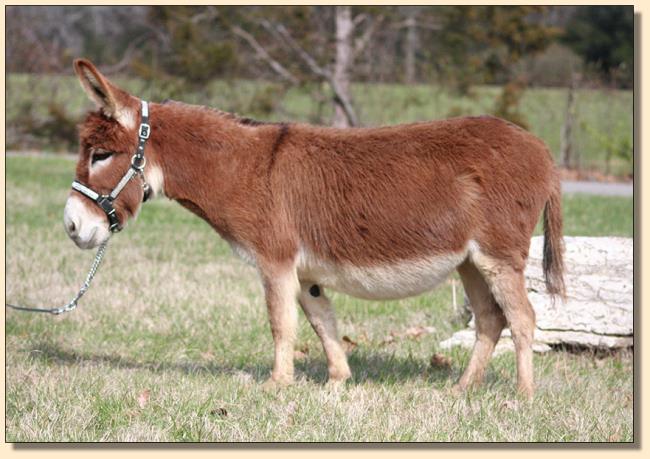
xmin=6 ymin=240 xmax=109 ymax=315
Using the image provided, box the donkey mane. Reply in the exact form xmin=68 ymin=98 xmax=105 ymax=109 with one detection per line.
xmin=160 ymin=98 xmax=282 ymax=128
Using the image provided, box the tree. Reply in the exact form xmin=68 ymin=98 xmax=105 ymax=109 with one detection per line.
xmin=6 ymin=6 xmax=150 ymax=73
xmin=562 ymin=6 xmax=634 ymax=88
xmin=434 ymin=6 xmax=557 ymax=127
xmin=402 ymin=7 xmax=419 ymax=84
xmin=438 ymin=6 xmax=556 ymax=90
xmin=146 ymin=6 xmax=238 ymax=85
xmin=230 ymin=5 xmax=383 ymax=127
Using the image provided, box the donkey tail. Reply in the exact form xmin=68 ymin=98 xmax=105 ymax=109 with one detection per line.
xmin=542 ymin=177 xmax=566 ymax=300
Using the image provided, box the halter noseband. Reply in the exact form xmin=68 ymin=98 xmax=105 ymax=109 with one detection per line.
xmin=71 ymin=100 xmax=152 ymax=233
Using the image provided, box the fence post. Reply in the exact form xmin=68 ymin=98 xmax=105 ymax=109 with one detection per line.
xmin=560 ymin=72 xmax=580 ymax=169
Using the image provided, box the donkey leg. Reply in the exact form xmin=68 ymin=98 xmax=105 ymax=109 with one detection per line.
xmin=472 ymin=254 xmax=536 ymax=399
xmin=453 ymin=260 xmax=507 ymax=393
xmin=260 ymin=265 xmax=300 ymax=386
xmin=298 ymin=283 xmax=351 ymax=384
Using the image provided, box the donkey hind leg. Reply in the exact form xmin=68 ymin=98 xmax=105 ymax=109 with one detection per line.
xmin=298 ymin=283 xmax=351 ymax=384
xmin=472 ymin=252 xmax=536 ymax=399
xmin=261 ymin=265 xmax=300 ymax=387
xmin=453 ymin=260 xmax=507 ymax=393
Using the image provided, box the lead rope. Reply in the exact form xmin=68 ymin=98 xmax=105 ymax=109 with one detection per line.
xmin=6 ymin=240 xmax=109 ymax=315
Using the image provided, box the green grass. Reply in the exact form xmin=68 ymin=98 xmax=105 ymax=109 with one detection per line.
xmin=5 ymin=156 xmax=633 ymax=442
xmin=558 ymin=194 xmax=634 ymax=237
xmin=532 ymin=194 xmax=633 ymax=238
xmin=6 ymin=73 xmax=633 ymax=175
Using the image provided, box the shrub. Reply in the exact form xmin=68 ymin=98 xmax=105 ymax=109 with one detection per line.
xmin=518 ymin=43 xmax=584 ymax=87
xmin=492 ymin=79 xmax=529 ymax=129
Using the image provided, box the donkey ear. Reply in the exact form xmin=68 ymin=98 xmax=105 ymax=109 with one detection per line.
xmin=73 ymin=59 xmax=136 ymax=126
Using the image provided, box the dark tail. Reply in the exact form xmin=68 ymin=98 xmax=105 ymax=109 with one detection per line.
xmin=543 ymin=178 xmax=566 ymax=300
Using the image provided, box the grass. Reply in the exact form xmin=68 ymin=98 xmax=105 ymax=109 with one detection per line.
xmin=6 ymin=73 xmax=633 ymax=176
xmin=5 ymin=156 xmax=633 ymax=442
xmin=555 ymin=194 xmax=634 ymax=237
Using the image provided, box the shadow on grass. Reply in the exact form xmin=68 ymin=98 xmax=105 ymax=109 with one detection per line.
xmin=23 ymin=341 xmax=456 ymax=386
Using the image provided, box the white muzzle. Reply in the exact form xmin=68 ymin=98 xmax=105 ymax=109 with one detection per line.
xmin=63 ymin=195 xmax=111 ymax=249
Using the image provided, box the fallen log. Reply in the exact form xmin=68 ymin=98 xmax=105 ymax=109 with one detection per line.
xmin=440 ymin=236 xmax=633 ymax=354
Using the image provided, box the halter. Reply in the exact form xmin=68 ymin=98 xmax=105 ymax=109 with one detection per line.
xmin=71 ymin=100 xmax=152 ymax=233
xmin=6 ymin=100 xmax=152 ymax=315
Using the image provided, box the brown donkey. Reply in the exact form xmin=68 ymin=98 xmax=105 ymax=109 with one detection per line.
xmin=64 ymin=59 xmax=565 ymax=398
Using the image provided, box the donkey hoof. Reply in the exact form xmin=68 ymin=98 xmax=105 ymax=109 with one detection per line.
xmin=450 ymin=383 xmax=466 ymax=397
xmin=517 ymin=385 xmax=535 ymax=402
xmin=262 ymin=376 xmax=293 ymax=392
xmin=327 ymin=367 xmax=352 ymax=384
xmin=325 ymin=378 xmax=348 ymax=390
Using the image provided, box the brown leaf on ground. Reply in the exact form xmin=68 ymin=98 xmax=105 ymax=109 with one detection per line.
xmin=430 ymin=353 xmax=452 ymax=369
xmin=381 ymin=326 xmax=436 ymax=345
xmin=137 ymin=389 xmax=150 ymax=409
xmin=379 ymin=334 xmax=396 ymax=346
xmin=608 ymin=432 xmax=621 ymax=442
xmin=404 ymin=326 xmax=436 ymax=339
xmin=210 ymin=407 xmax=228 ymax=417
xmin=342 ymin=335 xmax=357 ymax=352
xmin=502 ymin=400 xmax=519 ymax=411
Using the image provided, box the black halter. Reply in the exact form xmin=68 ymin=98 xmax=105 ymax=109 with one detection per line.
xmin=71 ymin=100 xmax=152 ymax=233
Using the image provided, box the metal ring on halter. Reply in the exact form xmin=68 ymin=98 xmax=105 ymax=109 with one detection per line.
xmin=131 ymin=155 xmax=146 ymax=170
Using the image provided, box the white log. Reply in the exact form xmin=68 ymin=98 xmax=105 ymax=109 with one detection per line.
xmin=441 ymin=236 xmax=633 ymax=353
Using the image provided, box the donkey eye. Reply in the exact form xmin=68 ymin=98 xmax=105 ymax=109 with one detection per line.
xmin=91 ymin=152 xmax=113 ymax=165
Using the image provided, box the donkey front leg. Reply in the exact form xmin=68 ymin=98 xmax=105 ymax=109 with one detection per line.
xmin=298 ymin=283 xmax=351 ymax=384
xmin=260 ymin=265 xmax=300 ymax=387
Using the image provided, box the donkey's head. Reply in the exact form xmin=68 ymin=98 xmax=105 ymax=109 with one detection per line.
xmin=64 ymin=59 xmax=150 ymax=249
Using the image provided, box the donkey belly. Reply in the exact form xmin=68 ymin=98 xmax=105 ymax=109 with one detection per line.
xmin=297 ymin=249 xmax=467 ymax=300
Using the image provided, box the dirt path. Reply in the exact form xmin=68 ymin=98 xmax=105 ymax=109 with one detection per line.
xmin=561 ymin=180 xmax=633 ymax=197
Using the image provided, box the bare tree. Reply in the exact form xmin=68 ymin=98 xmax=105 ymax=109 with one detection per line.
xmin=332 ymin=6 xmax=355 ymax=126
xmin=232 ymin=6 xmax=382 ymax=127
xmin=403 ymin=7 xmax=419 ymax=84
xmin=6 ymin=6 xmax=150 ymax=73
xmin=231 ymin=26 xmax=298 ymax=85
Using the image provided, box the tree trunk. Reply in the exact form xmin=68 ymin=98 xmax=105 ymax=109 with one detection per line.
xmin=403 ymin=10 xmax=418 ymax=84
xmin=333 ymin=6 xmax=356 ymax=128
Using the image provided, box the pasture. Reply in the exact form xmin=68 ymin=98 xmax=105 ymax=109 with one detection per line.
xmin=6 ymin=74 xmax=633 ymax=176
xmin=5 ymin=156 xmax=633 ymax=442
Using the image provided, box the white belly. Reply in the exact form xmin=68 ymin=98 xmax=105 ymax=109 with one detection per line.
xmin=297 ymin=248 xmax=467 ymax=300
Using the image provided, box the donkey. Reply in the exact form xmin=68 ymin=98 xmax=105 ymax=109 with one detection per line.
xmin=64 ymin=59 xmax=565 ymax=398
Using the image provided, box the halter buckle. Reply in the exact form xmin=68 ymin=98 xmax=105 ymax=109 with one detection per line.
xmin=139 ymin=123 xmax=151 ymax=139
xmin=96 ymin=195 xmax=114 ymax=214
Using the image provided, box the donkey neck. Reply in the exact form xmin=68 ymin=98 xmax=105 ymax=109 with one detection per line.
xmin=146 ymin=101 xmax=281 ymax=239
